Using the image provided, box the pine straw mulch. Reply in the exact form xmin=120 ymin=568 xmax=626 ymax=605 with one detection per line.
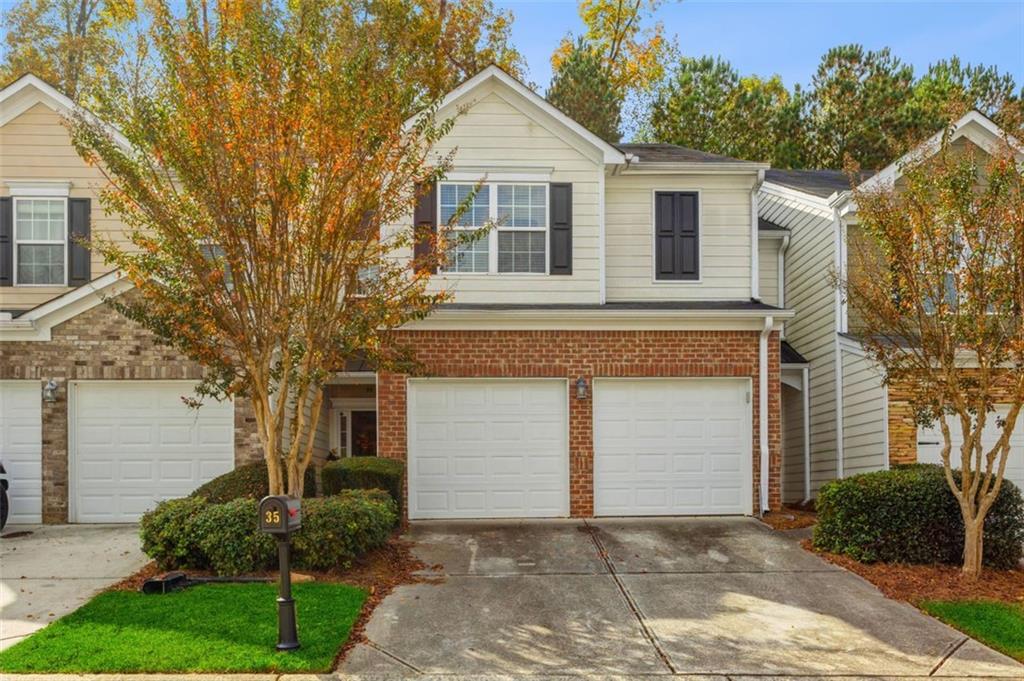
xmin=801 ymin=539 xmax=1024 ymax=605
xmin=758 ymin=503 xmax=818 ymax=530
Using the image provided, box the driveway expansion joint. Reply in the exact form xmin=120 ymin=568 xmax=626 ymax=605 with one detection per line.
xmin=582 ymin=520 xmax=677 ymax=675
xmin=364 ymin=639 xmax=425 ymax=674
xmin=929 ymin=635 xmax=969 ymax=676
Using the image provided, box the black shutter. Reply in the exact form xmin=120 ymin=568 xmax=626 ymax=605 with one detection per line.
xmin=0 ymin=197 xmax=11 ymax=287
xmin=68 ymin=198 xmax=91 ymax=286
xmin=549 ymin=182 xmax=572 ymax=275
xmin=654 ymin=191 xmax=699 ymax=281
xmin=413 ymin=182 xmax=437 ymax=273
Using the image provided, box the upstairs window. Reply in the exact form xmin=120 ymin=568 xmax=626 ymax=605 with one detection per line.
xmin=15 ymin=198 xmax=66 ymax=286
xmin=653 ymin=191 xmax=699 ymax=282
xmin=440 ymin=183 xmax=490 ymax=273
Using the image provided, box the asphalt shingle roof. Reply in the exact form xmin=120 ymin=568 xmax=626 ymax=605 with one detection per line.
xmin=617 ymin=143 xmax=754 ymax=164
xmin=764 ymin=168 xmax=875 ymax=198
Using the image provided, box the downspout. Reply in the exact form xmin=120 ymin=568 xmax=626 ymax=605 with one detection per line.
xmin=750 ymin=171 xmax=764 ymax=300
xmin=778 ymin=232 xmax=790 ymax=339
xmin=832 ymin=205 xmax=846 ymax=479
xmin=598 ymin=167 xmax=607 ymax=304
xmin=759 ymin=315 xmax=773 ymax=515
xmin=802 ymin=364 xmax=812 ymax=503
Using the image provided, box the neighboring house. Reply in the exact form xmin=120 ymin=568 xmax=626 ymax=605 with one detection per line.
xmin=759 ymin=110 xmax=1024 ymax=503
xmin=0 ymin=68 xmax=795 ymax=524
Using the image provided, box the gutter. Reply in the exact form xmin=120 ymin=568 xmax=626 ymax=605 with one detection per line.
xmin=759 ymin=315 xmax=773 ymax=515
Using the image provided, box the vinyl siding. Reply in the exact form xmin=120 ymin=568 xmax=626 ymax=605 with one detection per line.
xmin=758 ymin=237 xmax=780 ymax=307
xmin=841 ymin=348 xmax=888 ymax=475
xmin=421 ymin=86 xmax=602 ymax=305
xmin=781 ymin=383 xmax=806 ymax=503
xmin=0 ymin=103 xmax=124 ymax=311
xmin=605 ymin=173 xmax=755 ymax=301
xmin=759 ymin=186 xmax=839 ymax=496
xmin=280 ymin=386 xmax=331 ymax=466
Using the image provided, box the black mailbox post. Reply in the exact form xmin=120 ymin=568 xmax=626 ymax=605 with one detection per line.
xmin=259 ymin=495 xmax=302 ymax=651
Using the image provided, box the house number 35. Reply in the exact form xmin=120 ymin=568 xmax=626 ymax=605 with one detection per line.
xmin=265 ymin=509 xmax=281 ymax=524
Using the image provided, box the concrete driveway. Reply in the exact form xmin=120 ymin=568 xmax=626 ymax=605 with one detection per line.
xmin=0 ymin=524 xmax=148 ymax=651
xmin=339 ymin=518 xmax=1024 ymax=678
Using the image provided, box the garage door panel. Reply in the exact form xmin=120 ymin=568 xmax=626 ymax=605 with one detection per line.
xmin=73 ymin=382 xmax=235 ymax=523
xmin=0 ymin=382 xmax=43 ymax=524
xmin=594 ymin=379 xmax=752 ymax=516
xmin=918 ymin=407 xmax=1023 ymax=493
xmin=408 ymin=379 xmax=568 ymax=519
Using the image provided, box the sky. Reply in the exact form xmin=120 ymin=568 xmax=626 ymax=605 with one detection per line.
xmin=500 ymin=0 xmax=1024 ymax=92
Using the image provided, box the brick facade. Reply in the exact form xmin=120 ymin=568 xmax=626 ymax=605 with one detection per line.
xmin=0 ymin=299 xmax=262 ymax=523
xmin=378 ymin=329 xmax=782 ymax=517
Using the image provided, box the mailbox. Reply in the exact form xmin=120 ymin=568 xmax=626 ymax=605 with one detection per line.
xmin=259 ymin=495 xmax=302 ymax=535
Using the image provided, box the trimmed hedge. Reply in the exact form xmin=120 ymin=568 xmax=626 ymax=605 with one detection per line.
xmin=190 ymin=461 xmax=316 ymax=504
xmin=321 ymin=457 xmax=404 ymax=511
xmin=813 ymin=464 xmax=1024 ymax=569
xmin=140 ymin=489 xmax=397 ymax=575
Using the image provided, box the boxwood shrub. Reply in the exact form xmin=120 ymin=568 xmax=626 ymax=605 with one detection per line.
xmin=140 ymin=489 xmax=397 ymax=575
xmin=190 ymin=461 xmax=316 ymax=504
xmin=321 ymin=457 xmax=405 ymax=511
xmin=813 ymin=464 xmax=1024 ymax=568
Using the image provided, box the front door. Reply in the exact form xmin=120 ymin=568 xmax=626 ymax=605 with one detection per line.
xmin=351 ymin=410 xmax=377 ymax=457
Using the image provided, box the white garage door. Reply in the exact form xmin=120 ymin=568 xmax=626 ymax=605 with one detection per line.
xmin=594 ymin=378 xmax=752 ymax=516
xmin=918 ymin=407 xmax=1024 ymax=493
xmin=0 ymin=381 xmax=43 ymax=524
xmin=407 ymin=379 xmax=568 ymax=519
xmin=71 ymin=382 xmax=235 ymax=523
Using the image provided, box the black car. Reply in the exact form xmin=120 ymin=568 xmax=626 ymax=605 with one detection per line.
xmin=0 ymin=460 xmax=9 ymax=531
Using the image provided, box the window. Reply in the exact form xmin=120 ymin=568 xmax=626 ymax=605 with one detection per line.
xmin=440 ymin=184 xmax=490 ymax=273
xmin=15 ymin=198 xmax=66 ymax=285
xmin=438 ymin=182 xmax=548 ymax=274
xmin=653 ymin=191 xmax=699 ymax=281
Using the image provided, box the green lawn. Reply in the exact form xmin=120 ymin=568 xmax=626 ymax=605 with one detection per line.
xmin=0 ymin=582 xmax=366 ymax=673
xmin=921 ymin=600 xmax=1024 ymax=662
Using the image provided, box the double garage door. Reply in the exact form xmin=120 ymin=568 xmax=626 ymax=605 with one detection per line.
xmin=918 ymin=407 xmax=1024 ymax=493
xmin=0 ymin=381 xmax=233 ymax=524
xmin=406 ymin=378 xmax=752 ymax=519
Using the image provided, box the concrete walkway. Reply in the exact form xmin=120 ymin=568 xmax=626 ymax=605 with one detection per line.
xmin=337 ymin=517 xmax=1024 ymax=679
xmin=0 ymin=524 xmax=148 ymax=651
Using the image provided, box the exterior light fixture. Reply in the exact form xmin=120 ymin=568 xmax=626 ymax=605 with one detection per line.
xmin=42 ymin=379 xmax=59 ymax=403
xmin=575 ymin=376 xmax=589 ymax=400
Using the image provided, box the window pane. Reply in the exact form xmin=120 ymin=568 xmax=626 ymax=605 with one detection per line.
xmin=498 ymin=231 xmax=545 ymax=273
xmin=439 ymin=183 xmax=488 ymax=228
xmin=497 ymin=184 xmax=546 ymax=229
xmin=17 ymin=244 xmax=64 ymax=285
xmin=15 ymin=199 xmax=65 ymax=241
xmin=444 ymin=232 xmax=489 ymax=273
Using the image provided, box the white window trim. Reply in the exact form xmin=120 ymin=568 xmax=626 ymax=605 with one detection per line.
xmin=13 ymin=196 xmax=68 ymax=287
xmin=328 ymin=397 xmax=376 ymax=458
xmin=650 ymin=188 xmax=703 ymax=285
xmin=438 ymin=181 xmax=550 ymax=276
xmin=4 ymin=180 xmax=71 ymax=197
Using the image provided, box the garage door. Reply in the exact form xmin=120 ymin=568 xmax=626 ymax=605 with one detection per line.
xmin=594 ymin=378 xmax=752 ymax=516
xmin=918 ymin=407 xmax=1024 ymax=493
xmin=71 ymin=382 xmax=235 ymax=522
xmin=0 ymin=381 xmax=43 ymax=524
xmin=407 ymin=379 xmax=568 ymax=519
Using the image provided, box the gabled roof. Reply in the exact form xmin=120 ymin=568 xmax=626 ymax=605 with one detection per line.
xmin=617 ymin=143 xmax=751 ymax=164
xmin=0 ymin=271 xmax=133 ymax=341
xmin=764 ymin=169 xmax=874 ymax=199
xmin=435 ymin=65 xmax=627 ymax=165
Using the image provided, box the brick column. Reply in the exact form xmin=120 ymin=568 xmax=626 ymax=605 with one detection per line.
xmin=568 ymin=376 xmax=594 ymax=517
xmin=41 ymin=378 xmax=69 ymax=523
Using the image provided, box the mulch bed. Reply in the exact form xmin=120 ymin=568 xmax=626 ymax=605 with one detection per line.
xmin=759 ymin=503 xmax=818 ymax=530
xmin=801 ymin=539 xmax=1024 ymax=605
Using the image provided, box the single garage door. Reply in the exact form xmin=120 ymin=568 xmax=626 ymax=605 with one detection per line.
xmin=918 ymin=407 xmax=1023 ymax=493
xmin=407 ymin=379 xmax=568 ymax=519
xmin=594 ymin=378 xmax=752 ymax=516
xmin=71 ymin=381 xmax=235 ymax=522
xmin=0 ymin=381 xmax=43 ymax=524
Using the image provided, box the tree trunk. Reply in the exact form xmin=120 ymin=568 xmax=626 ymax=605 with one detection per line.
xmin=962 ymin=517 xmax=984 ymax=579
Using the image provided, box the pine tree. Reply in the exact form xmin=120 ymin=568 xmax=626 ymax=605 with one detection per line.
xmin=546 ymin=38 xmax=623 ymax=143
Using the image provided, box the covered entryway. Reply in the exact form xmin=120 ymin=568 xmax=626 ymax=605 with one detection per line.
xmin=70 ymin=381 xmax=235 ymax=522
xmin=407 ymin=378 xmax=569 ymax=519
xmin=0 ymin=381 xmax=43 ymax=524
xmin=593 ymin=378 xmax=752 ymax=516
xmin=917 ymin=407 xmax=1024 ymax=493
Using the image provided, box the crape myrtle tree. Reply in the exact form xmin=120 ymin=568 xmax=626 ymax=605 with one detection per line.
xmin=69 ymin=0 xmax=485 ymax=497
xmin=843 ymin=128 xmax=1024 ymax=578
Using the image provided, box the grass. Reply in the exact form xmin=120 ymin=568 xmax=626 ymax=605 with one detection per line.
xmin=921 ymin=600 xmax=1024 ymax=662
xmin=0 ymin=582 xmax=366 ymax=673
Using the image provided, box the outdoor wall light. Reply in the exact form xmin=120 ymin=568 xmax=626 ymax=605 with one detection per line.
xmin=42 ymin=379 xmax=59 ymax=403
xmin=575 ymin=376 xmax=589 ymax=400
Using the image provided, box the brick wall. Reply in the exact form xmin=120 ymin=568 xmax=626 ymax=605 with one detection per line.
xmin=0 ymin=299 xmax=262 ymax=523
xmin=378 ymin=329 xmax=782 ymax=517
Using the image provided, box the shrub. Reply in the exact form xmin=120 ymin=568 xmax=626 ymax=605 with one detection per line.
xmin=321 ymin=457 xmax=404 ymax=510
xmin=139 ymin=489 xmax=396 ymax=575
xmin=191 ymin=461 xmax=316 ymax=504
xmin=814 ymin=464 xmax=1024 ymax=568
xmin=193 ymin=498 xmax=278 ymax=575
xmin=140 ymin=496 xmax=208 ymax=569
xmin=291 ymin=490 xmax=398 ymax=571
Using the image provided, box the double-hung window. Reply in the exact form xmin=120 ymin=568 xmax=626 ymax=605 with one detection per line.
xmin=15 ymin=197 xmax=67 ymax=286
xmin=439 ymin=182 xmax=549 ymax=274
